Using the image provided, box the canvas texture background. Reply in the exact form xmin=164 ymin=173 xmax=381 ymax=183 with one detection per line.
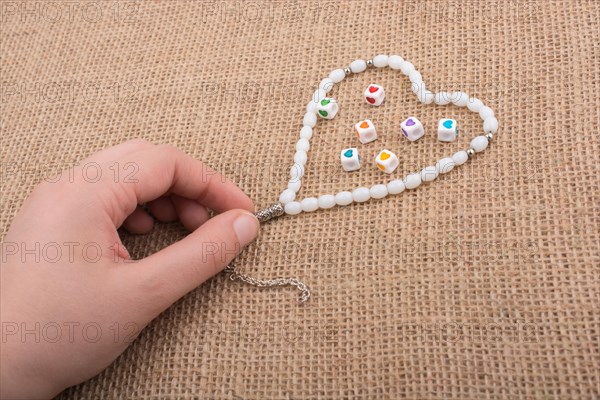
xmin=1 ymin=0 xmax=599 ymax=399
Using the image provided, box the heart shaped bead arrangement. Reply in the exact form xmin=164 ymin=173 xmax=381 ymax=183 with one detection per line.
xmin=226 ymin=54 xmax=499 ymax=302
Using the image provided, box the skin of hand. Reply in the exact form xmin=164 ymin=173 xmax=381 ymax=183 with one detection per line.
xmin=0 ymin=139 xmax=260 ymax=399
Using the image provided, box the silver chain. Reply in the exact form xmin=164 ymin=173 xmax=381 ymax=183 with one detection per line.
xmin=225 ymin=202 xmax=311 ymax=303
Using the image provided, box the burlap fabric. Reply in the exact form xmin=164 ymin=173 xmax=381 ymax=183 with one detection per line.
xmin=1 ymin=0 xmax=599 ymax=398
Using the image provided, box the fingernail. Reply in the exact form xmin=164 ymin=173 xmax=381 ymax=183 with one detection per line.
xmin=233 ymin=211 xmax=259 ymax=248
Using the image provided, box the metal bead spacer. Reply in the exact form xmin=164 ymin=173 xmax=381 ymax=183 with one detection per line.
xmin=466 ymin=148 xmax=475 ymax=158
xmin=255 ymin=202 xmax=284 ymax=223
xmin=366 ymin=59 xmax=374 ymax=67
xmin=344 ymin=67 xmax=352 ymax=76
xmin=485 ymin=132 xmax=494 ymax=141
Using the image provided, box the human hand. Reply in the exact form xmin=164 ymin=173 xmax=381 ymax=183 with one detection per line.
xmin=0 ymin=139 xmax=259 ymax=399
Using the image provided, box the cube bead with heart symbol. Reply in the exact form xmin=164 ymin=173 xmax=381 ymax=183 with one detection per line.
xmin=316 ymin=98 xmax=339 ymax=119
xmin=400 ymin=117 xmax=425 ymax=142
xmin=364 ymin=84 xmax=385 ymax=106
xmin=375 ymin=149 xmax=399 ymax=174
xmin=437 ymin=118 xmax=458 ymax=142
xmin=354 ymin=119 xmax=377 ymax=144
xmin=340 ymin=148 xmax=360 ymax=172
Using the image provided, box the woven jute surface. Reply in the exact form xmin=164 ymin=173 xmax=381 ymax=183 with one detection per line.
xmin=1 ymin=0 xmax=599 ymax=398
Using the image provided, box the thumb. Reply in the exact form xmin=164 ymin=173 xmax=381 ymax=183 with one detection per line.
xmin=124 ymin=209 xmax=259 ymax=313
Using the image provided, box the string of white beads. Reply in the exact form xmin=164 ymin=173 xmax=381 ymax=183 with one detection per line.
xmin=335 ymin=191 xmax=353 ymax=206
xmin=370 ymin=184 xmax=388 ymax=199
xmin=318 ymin=194 xmax=336 ymax=209
xmin=350 ymin=59 xmax=367 ymax=73
xmin=372 ymin=55 xmax=389 ymax=68
xmin=352 ymin=187 xmax=371 ymax=202
xmin=279 ymin=54 xmax=497 ymax=215
xmin=329 ymin=69 xmax=346 ymax=83
xmin=301 ymin=197 xmax=319 ymax=212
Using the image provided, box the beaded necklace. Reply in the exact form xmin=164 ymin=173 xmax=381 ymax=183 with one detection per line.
xmin=226 ymin=54 xmax=498 ymax=303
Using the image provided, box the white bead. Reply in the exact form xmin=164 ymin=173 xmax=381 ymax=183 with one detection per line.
xmin=467 ymin=98 xmax=484 ymax=112
xmin=410 ymin=81 xmax=427 ymax=97
xmin=412 ymin=81 xmax=426 ymax=95
xmin=355 ymin=119 xmax=377 ymax=144
xmin=479 ymin=106 xmax=494 ymax=120
xmin=483 ymin=117 xmax=499 ymax=134
xmin=388 ymin=55 xmax=404 ymax=69
xmin=413 ymin=83 xmax=425 ymax=95
xmin=335 ymin=191 xmax=353 ymax=206
xmin=284 ymin=201 xmax=302 ymax=215
xmin=434 ymin=92 xmax=451 ymax=105
xmin=470 ymin=136 xmax=489 ymax=152
xmin=421 ymin=90 xmax=434 ymax=104
xmin=279 ymin=189 xmax=296 ymax=204
xmin=400 ymin=61 xmax=415 ymax=75
xmin=387 ymin=179 xmax=405 ymax=194
xmin=315 ymin=98 xmax=339 ymax=119
xmin=329 ymin=69 xmax=346 ymax=83
xmin=301 ymin=197 xmax=319 ymax=212
xmin=437 ymin=118 xmax=458 ymax=142
xmin=288 ymin=179 xmax=301 ymax=192
xmin=303 ymin=112 xmax=317 ymax=127
xmin=421 ymin=166 xmax=439 ymax=182
xmin=290 ymin=164 xmax=304 ymax=179
xmin=364 ymin=84 xmax=385 ymax=106
xmin=404 ymin=173 xmax=422 ymax=189
xmin=375 ymin=149 xmax=400 ymax=174
xmin=400 ymin=117 xmax=425 ymax=142
xmin=452 ymin=92 xmax=469 ymax=107
xmin=436 ymin=157 xmax=455 ymax=174
xmin=296 ymin=138 xmax=310 ymax=152
xmin=318 ymin=194 xmax=336 ymax=209
xmin=319 ymin=78 xmax=334 ymax=93
xmin=409 ymin=70 xmax=422 ymax=83
xmin=299 ymin=126 xmax=312 ymax=140
xmin=452 ymin=151 xmax=469 ymax=165
xmin=352 ymin=187 xmax=371 ymax=202
xmin=373 ymin=54 xmax=389 ymax=67
xmin=340 ymin=147 xmax=360 ymax=172
xmin=313 ymin=89 xmax=326 ymax=102
xmin=350 ymin=59 xmax=367 ymax=73
xmin=414 ymin=87 xmax=426 ymax=102
xmin=370 ymin=184 xmax=388 ymax=199
xmin=294 ymin=150 xmax=308 ymax=165
xmin=416 ymin=89 xmax=428 ymax=103
xmin=306 ymin=101 xmax=318 ymax=113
